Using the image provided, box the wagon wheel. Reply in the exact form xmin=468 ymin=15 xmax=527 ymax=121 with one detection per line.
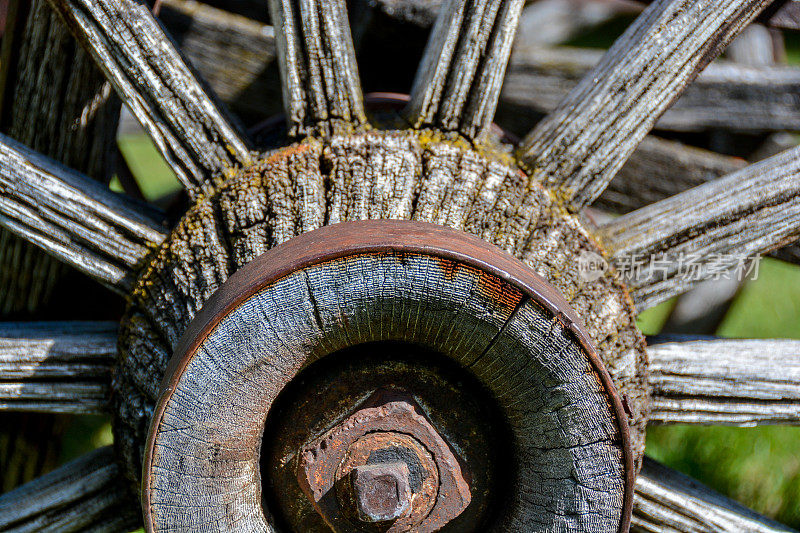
xmin=1 ymin=0 xmax=799 ymax=531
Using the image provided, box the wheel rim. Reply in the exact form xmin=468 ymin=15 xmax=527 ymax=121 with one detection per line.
xmin=143 ymin=220 xmax=633 ymax=532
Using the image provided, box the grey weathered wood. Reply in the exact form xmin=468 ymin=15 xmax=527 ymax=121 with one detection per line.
xmin=147 ymin=249 xmax=627 ymax=532
xmin=116 ymin=129 xmax=647 ymax=488
xmin=0 ymin=0 xmax=122 ymax=498
xmin=725 ymin=23 xmax=777 ymax=66
xmin=405 ymin=0 xmax=524 ymax=140
xmin=0 ymin=0 xmax=121 ymax=316
xmin=599 ymin=146 xmax=800 ymax=310
xmin=515 ymin=0 xmax=771 ymax=210
xmin=647 ymin=336 xmax=800 ymax=425
xmin=46 ymin=0 xmax=253 ymax=194
xmin=157 ymin=0 xmax=282 ymax=124
xmin=500 ymin=45 xmax=800 ymax=136
xmin=267 ymin=0 xmax=366 ymax=137
xmin=0 ymin=133 xmax=168 ymax=292
xmin=597 ymin=136 xmax=747 ymax=214
xmin=0 ymin=322 xmax=116 ymax=414
xmin=0 ymin=446 xmax=140 ymax=532
xmin=633 ymin=457 xmax=794 ymax=532
xmin=515 ymin=0 xmax=641 ymax=47
xmin=768 ymin=0 xmax=800 ymax=30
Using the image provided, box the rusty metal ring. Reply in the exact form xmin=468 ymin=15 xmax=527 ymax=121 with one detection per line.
xmin=143 ymin=220 xmax=633 ymax=532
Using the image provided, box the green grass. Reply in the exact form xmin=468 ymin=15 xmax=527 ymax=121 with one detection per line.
xmin=644 ymin=258 xmax=800 ymax=528
xmin=647 ymin=425 xmax=800 ymax=527
xmin=114 ymin=135 xmax=182 ymax=201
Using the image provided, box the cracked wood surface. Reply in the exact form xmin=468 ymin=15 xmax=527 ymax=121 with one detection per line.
xmin=633 ymin=457 xmax=794 ymax=532
xmin=147 ymin=246 xmax=628 ymax=531
xmin=405 ymin=0 xmax=524 ymax=140
xmin=47 ymin=0 xmax=253 ymax=194
xmin=0 ymin=322 xmax=115 ymax=414
xmin=0 ymin=133 xmax=168 ymax=292
xmin=0 ymin=446 xmax=140 ymax=532
xmin=0 ymin=0 xmax=120 ymax=315
xmin=599 ymin=146 xmax=800 ymax=311
xmin=516 ymin=0 xmax=772 ymax=211
xmin=647 ymin=336 xmax=800 ymax=425
xmin=116 ymin=131 xmax=647 ymax=496
xmin=267 ymin=0 xmax=366 ymax=137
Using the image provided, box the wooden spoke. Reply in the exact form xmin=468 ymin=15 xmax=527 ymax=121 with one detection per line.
xmin=0 ymin=322 xmax=116 ymax=414
xmin=46 ymin=0 xmax=253 ymax=194
xmin=647 ymin=336 xmax=800 ymax=426
xmin=596 ymin=136 xmax=746 ymax=214
xmin=500 ymin=45 xmax=800 ymax=136
xmin=634 ymin=457 xmax=793 ymax=532
xmin=516 ymin=0 xmax=772 ymax=211
xmin=599 ymin=146 xmax=800 ymax=310
xmin=0 ymin=446 xmax=140 ymax=532
xmin=0 ymin=134 xmax=168 ymax=293
xmin=267 ymin=0 xmax=366 ymax=137
xmin=405 ymin=0 xmax=525 ymax=140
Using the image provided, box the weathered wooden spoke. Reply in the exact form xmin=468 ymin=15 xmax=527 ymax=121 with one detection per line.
xmin=0 ymin=322 xmax=116 ymax=414
xmin=0 ymin=134 xmax=168 ymax=293
xmin=517 ymin=0 xmax=771 ymax=211
xmin=0 ymin=446 xmax=140 ymax=532
xmin=267 ymin=0 xmax=366 ymax=137
xmin=633 ymin=457 xmax=794 ymax=532
xmin=46 ymin=0 xmax=253 ymax=194
xmin=405 ymin=0 xmax=525 ymax=140
xmin=647 ymin=336 xmax=800 ymax=426
xmin=599 ymin=146 xmax=800 ymax=310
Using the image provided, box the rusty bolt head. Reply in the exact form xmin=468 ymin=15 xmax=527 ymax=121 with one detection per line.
xmin=350 ymin=462 xmax=412 ymax=523
xmin=297 ymin=389 xmax=471 ymax=532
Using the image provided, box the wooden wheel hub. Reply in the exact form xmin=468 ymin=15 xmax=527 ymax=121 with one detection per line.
xmin=141 ymin=220 xmax=634 ymax=532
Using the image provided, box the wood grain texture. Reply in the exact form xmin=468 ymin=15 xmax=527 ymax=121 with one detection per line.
xmin=405 ymin=0 xmax=524 ymax=140
xmin=157 ymin=0 xmax=282 ymax=124
xmin=116 ymin=130 xmax=647 ymax=489
xmin=0 ymin=0 xmax=122 ymax=499
xmin=0 ymin=133 xmax=168 ymax=292
xmin=267 ymin=0 xmax=366 ymax=137
xmin=646 ymin=336 xmax=800 ymax=425
xmin=596 ymin=136 xmax=747 ymax=214
xmin=46 ymin=0 xmax=253 ymax=194
xmin=0 ymin=446 xmax=140 ymax=532
xmin=516 ymin=0 xmax=771 ymax=211
xmin=599 ymin=146 xmax=800 ymax=311
xmin=147 ymin=251 xmax=627 ymax=532
xmin=0 ymin=322 xmax=115 ymax=414
xmin=500 ymin=45 xmax=800 ymax=135
xmin=0 ymin=0 xmax=120 ymax=315
xmin=633 ymin=457 xmax=794 ymax=532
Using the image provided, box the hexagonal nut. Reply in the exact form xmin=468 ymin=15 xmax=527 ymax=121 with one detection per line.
xmin=350 ymin=462 xmax=412 ymax=523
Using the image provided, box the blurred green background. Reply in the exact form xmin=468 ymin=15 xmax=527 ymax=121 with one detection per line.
xmin=56 ymin=14 xmax=800 ymax=530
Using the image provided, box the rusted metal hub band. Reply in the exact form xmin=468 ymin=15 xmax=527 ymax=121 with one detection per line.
xmin=143 ymin=220 xmax=634 ymax=533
